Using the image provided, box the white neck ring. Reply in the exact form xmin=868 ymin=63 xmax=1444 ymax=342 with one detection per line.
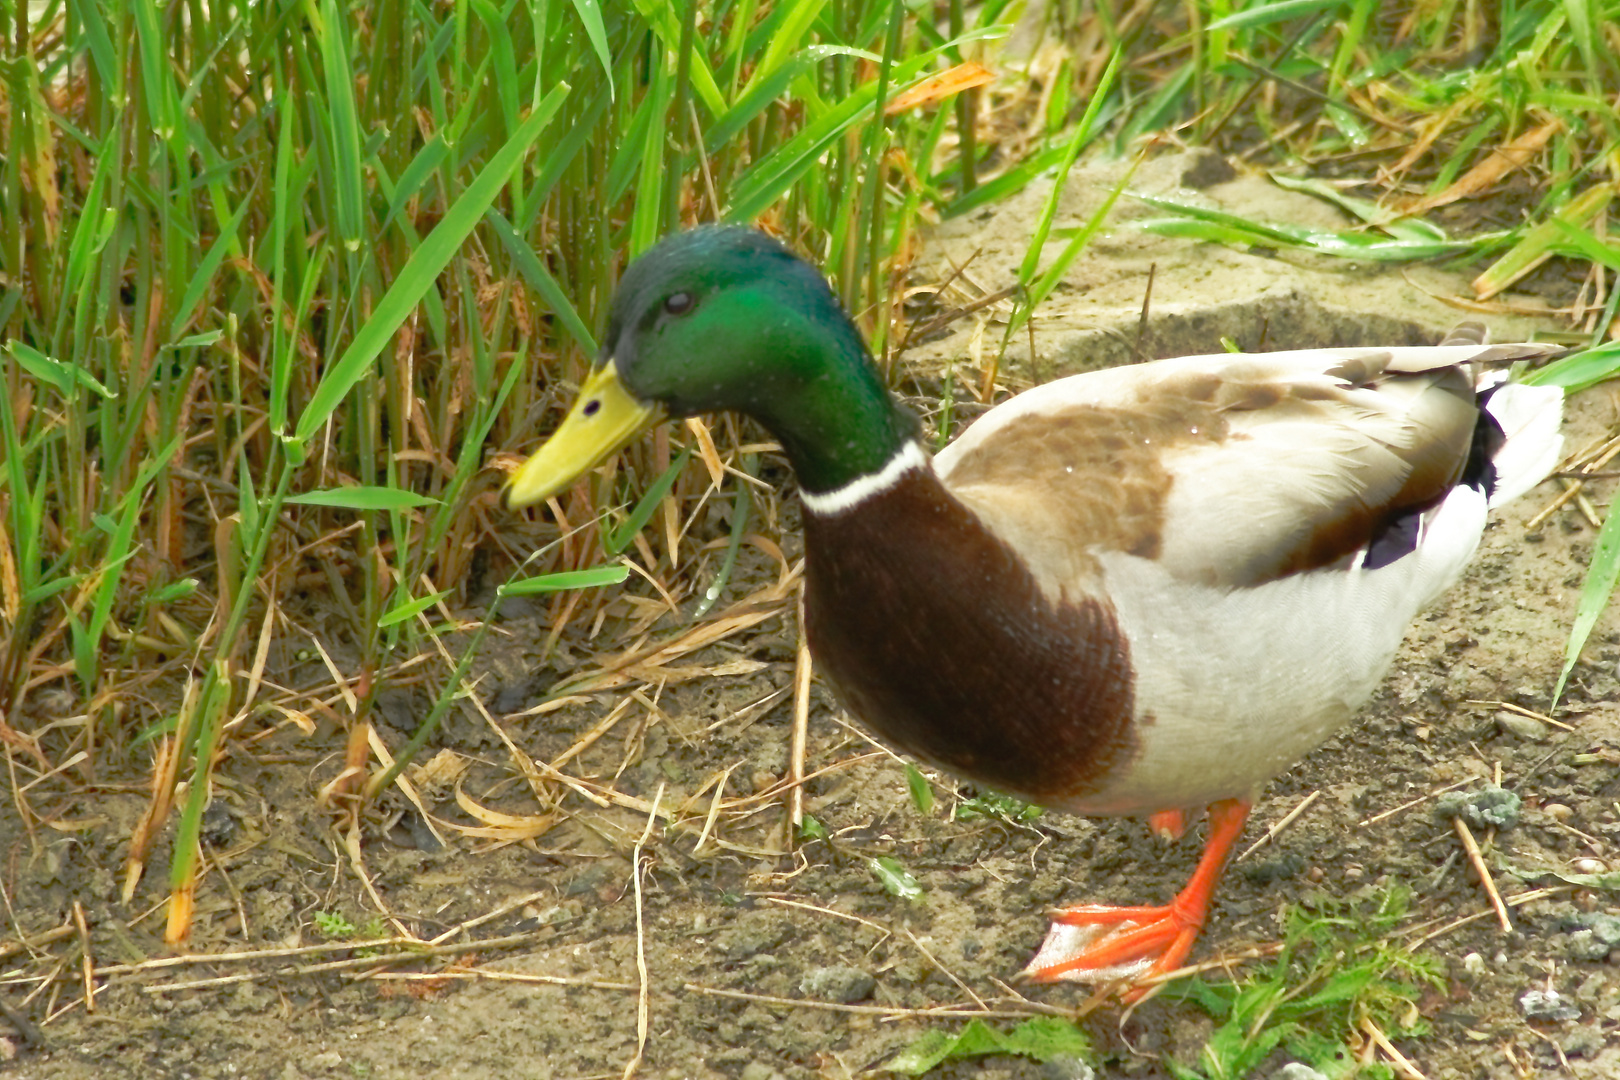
xmin=799 ymin=441 xmax=928 ymax=516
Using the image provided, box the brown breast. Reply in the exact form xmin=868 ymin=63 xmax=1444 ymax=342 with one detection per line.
xmin=801 ymin=467 xmax=1137 ymax=804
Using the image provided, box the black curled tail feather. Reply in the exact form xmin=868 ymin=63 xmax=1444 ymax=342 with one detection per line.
xmin=1462 ymin=381 xmax=1509 ymax=498
xmin=1366 ymin=374 xmax=1562 ymax=571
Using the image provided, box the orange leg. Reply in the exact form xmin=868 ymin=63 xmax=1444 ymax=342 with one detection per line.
xmin=1023 ymin=798 xmax=1251 ymax=994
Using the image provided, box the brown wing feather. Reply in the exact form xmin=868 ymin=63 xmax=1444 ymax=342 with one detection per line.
xmin=937 ymin=353 xmax=1480 ymax=591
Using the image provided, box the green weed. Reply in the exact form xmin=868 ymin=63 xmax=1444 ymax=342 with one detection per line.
xmin=886 ymin=1017 xmax=1092 ymax=1075
xmin=905 ymin=762 xmax=936 ymax=816
xmin=954 ymin=790 xmax=1043 ymax=825
xmin=869 ymin=855 xmax=925 ymax=902
xmin=1165 ymin=889 xmax=1442 ymax=1080
xmin=313 ymin=910 xmax=358 ymax=938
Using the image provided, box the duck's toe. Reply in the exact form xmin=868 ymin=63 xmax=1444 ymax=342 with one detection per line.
xmin=1022 ymin=798 xmax=1252 ymax=998
xmin=1022 ymin=902 xmax=1198 ymax=988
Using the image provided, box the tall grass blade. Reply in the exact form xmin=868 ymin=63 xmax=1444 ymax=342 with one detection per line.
xmin=285 ymin=487 xmax=441 ymax=510
xmin=319 ymin=0 xmax=365 ymax=252
xmin=605 ymin=449 xmax=692 ymax=555
xmin=567 ymin=0 xmax=616 ymax=88
xmin=1552 ymin=501 xmax=1620 ymax=710
xmin=1006 ymin=49 xmax=1123 ymax=340
xmin=294 ymin=83 xmax=569 ymax=446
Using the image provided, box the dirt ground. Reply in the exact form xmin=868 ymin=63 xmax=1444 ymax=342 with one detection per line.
xmin=6 ymin=154 xmax=1620 ymax=1080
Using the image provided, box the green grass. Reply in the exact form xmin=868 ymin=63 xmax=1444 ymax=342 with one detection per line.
xmin=3 ymin=3 xmax=1620 ymax=1060
xmin=1 ymin=0 xmax=1017 ymax=940
xmin=886 ymin=1016 xmax=1092 ymax=1075
xmin=1166 ymin=890 xmax=1442 ymax=1080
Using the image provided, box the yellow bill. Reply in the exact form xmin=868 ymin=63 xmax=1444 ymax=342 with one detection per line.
xmin=506 ymin=362 xmax=662 ymax=508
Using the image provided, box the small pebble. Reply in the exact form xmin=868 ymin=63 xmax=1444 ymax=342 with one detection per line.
xmin=798 ymin=965 xmax=876 ymax=1004
xmin=1561 ymin=1024 xmax=1604 ymax=1058
xmin=1435 ymin=784 xmax=1522 ymax=831
xmin=1463 ymin=952 xmax=1487 ymax=976
xmin=1573 ymin=858 xmax=1608 ymax=875
xmin=1562 ymin=913 xmax=1620 ymax=962
xmin=27 ymin=686 xmax=76 ymax=717
xmin=1544 ymin=803 xmax=1575 ymax=822
xmin=1574 ymin=973 xmax=1609 ymax=1003
xmin=1241 ymin=853 xmax=1306 ymax=884
xmin=1496 ymin=711 xmax=1549 ymax=741
xmin=1271 ymin=1065 xmax=1329 ymax=1080
xmin=1040 ymin=1055 xmax=1096 ymax=1080
xmin=200 ymin=802 xmax=238 ymax=847
xmin=1520 ymin=988 xmax=1581 ymax=1021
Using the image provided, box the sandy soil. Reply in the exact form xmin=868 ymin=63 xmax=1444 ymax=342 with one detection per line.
xmin=5 ymin=154 xmax=1619 ymax=1080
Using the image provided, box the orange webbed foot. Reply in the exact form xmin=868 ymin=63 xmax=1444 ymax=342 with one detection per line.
xmin=1022 ymin=799 xmax=1252 ymax=998
xmin=1148 ymin=808 xmax=1189 ymax=842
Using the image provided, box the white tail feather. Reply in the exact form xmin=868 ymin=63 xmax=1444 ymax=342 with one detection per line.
xmin=1484 ymin=383 xmax=1565 ymax=508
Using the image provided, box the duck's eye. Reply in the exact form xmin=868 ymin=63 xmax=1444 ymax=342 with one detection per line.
xmin=663 ymin=291 xmax=694 ymax=316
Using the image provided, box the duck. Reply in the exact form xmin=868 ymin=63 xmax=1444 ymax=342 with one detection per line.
xmin=506 ymin=225 xmax=1565 ymax=995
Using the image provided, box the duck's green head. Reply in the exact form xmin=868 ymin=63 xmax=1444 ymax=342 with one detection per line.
xmin=507 ymin=227 xmax=915 ymax=507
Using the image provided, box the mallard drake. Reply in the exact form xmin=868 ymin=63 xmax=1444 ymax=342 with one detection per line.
xmin=508 ymin=226 xmax=1565 ymax=993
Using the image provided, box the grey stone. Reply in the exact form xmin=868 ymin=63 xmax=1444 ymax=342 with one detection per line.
xmin=1575 ymin=972 xmax=1611 ymax=1003
xmin=1040 ymin=1054 xmax=1096 ymax=1080
xmin=714 ymin=920 xmax=789 ymax=960
xmin=1272 ymin=1065 xmax=1329 ymax=1080
xmin=1496 ymin=711 xmax=1549 ymax=741
xmin=1520 ymin=988 xmax=1581 ymax=1021
xmin=1568 ymin=913 xmax=1620 ymax=946
xmin=1568 ymin=930 xmax=1614 ymax=961
xmin=1562 ymin=1025 xmax=1605 ymax=1058
xmin=1435 ymin=784 xmax=1522 ymax=831
xmin=1562 ymin=913 xmax=1620 ymax=961
xmin=797 ymin=965 xmax=876 ymax=1003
